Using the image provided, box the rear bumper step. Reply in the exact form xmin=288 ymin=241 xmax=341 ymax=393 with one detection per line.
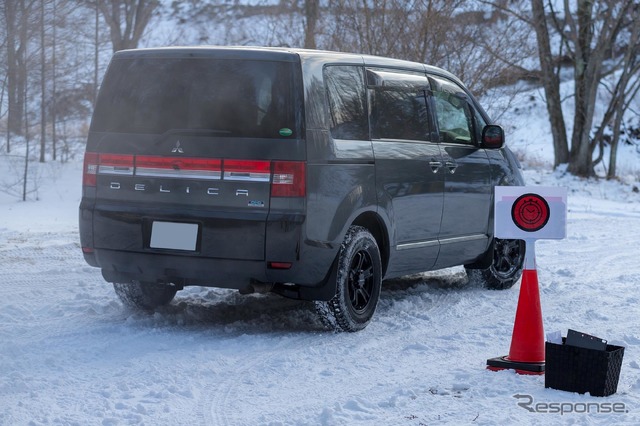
xmin=95 ymin=249 xmax=266 ymax=289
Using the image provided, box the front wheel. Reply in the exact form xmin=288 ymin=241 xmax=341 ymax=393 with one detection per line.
xmin=315 ymin=226 xmax=383 ymax=332
xmin=113 ymin=280 xmax=178 ymax=310
xmin=466 ymin=238 xmax=525 ymax=290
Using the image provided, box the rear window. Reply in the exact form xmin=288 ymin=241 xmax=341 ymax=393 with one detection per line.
xmin=91 ymin=57 xmax=301 ymax=138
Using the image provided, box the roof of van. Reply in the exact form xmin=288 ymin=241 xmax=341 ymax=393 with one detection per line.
xmin=113 ymin=45 xmax=464 ymax=87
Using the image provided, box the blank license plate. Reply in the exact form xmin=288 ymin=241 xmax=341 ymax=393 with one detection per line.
xmin=150 ymin=222 xmax=198 ymax=251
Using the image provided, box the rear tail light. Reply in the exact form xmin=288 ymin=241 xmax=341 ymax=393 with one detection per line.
xmin=82 ymin=152 xmax=99 ymax=187
xmin=272 ymin=161 xmax=306 ymax=197
xmin=224 ymin=160 xmax=271 ymax=182
xmin=83 ymin=152 xmax=135 ymax=187
xmin=136 ymin=156 xmax=222 ymax=179
xmin=82 ymin=152 xmax=306 ymax=198
xmin=98 ymin=153 xmax=135 ymax=176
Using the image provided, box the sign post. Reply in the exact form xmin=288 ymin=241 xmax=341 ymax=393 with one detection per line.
xmin=487 ymin=186 xmax=567 ymax=375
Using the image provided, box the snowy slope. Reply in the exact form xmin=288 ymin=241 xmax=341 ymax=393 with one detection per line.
xmin=1 ymin=93 xmax=640 ymax=424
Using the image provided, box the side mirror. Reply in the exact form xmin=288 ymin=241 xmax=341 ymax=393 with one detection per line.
xmin=481 ymin=125 xmax=504 ymax=149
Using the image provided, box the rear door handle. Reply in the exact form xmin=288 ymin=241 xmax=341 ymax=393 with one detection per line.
xmin=429 ymin=161 xmax=442 ymax=174
xmin=445 ymin=161 xmax=458 ymax=174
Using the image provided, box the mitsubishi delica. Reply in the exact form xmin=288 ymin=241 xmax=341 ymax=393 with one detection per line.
xmin=79 ymin=46 xmax=525 ymax=331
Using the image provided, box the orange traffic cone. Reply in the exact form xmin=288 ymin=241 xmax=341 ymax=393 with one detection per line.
xmin=487 ymin=250 xmax=545 ymax=375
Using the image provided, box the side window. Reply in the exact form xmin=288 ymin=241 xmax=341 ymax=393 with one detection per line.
xmin=430 ymin=77 xmax=474 ymax=145
xmin=367 ymin=69 xmax=431 ymax=141
xmin=324 ymin=66 xmax=368 ymax=140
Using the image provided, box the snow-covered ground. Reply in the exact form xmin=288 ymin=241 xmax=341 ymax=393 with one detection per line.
xmin=1 ymin=95 xmax=639 ymax=424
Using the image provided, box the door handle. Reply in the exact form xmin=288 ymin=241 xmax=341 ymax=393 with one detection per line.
xmin=445 ymin=161 xmax=458 ymax=174
xmin=429 ymin=161 xmax=442 ymax=174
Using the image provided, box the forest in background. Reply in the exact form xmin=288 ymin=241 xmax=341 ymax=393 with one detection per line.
xmin=1 ymin=0 xmax=638 ymax=184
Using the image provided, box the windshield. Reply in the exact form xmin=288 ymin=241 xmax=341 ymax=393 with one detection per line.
xmin=91 ymin=57 xmax=301 ymax=138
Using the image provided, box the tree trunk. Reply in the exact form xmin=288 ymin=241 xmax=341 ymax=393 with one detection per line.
xmin=304 ymin=0 xmax=319 ymax=49
xmin=94 ymin=3 xmax=99 ymax=104
xmin=0 ymin=73 xmax=6 ymax=137
xmin=530 ymin=0 xmax=569 ymax=167
xmin=5 ymin=0 xmax=28 ymax=140
xmin=567 ymin=0 xmax=597 ymax=177
xmin=5 ymin=0 xmax=17 ymax=142
xmin=40 ymin=0 xmax=46 ymax=163
xmin=607 ymin=108 xmax=623 ymax=179
xmin=23 ymin=44 xmax=30 ymax=202
xmin=51 ymin=0 xmax=57 ymax=161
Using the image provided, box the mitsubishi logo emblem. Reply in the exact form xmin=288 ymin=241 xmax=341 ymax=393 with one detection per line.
xmin=171 ymin=140 xmax=184 ymax=154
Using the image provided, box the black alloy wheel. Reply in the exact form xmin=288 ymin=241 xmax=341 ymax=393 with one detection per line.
xmin=347 ymin=249 xmax=376 ymax=314
xmin=466 ymin=238 xmax=525 ymax=290
xmin=493 ymin=238 xmax=525 ymax=279
xmin=315 ymin=226 xmax=383 ymax=332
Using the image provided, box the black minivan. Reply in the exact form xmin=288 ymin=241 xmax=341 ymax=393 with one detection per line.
xmin=80 ymin=46 xmax=525 ymax=331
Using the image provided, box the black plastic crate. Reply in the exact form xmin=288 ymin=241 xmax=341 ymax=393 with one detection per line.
xmin=545 ymin=338 xmax=624 ymax=397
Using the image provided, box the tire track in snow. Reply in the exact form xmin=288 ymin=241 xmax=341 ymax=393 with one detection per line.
xmin=376 ymin=268 xmax=473 ymax=330
xmin=196 ymin=333 xmax=328 ymax=426
xmin=194 ymin=269 xmax=480 ymax=425
xmin=0 ymin=240 xmax=128 ymax=360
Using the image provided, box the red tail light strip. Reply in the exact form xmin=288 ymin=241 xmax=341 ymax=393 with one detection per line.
xmin=135 ymin=156 xmax=222 ymax=180
xmin=224 ymin=160 xmax=271 ymax=182
xmin=97 ymin=154 xmax=134 ymax=176
xmin=83 ymin=152 xmax=305 ymax=197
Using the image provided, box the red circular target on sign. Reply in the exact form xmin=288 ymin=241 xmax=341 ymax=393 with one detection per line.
xmin=511 ymin=193 xmax=550 ymax=232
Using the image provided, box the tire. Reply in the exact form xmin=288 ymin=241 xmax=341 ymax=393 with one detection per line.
xmin=466 ymin=238 xmax=525 ymax=290
xmin=113 ymin=280 xmax=178 ymax=310
xmin=315 ymin=226 xmax=382 ymax=332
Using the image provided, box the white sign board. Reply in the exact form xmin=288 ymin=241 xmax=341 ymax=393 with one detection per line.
xmin=495 ymin=186 xmax=567 ymax=240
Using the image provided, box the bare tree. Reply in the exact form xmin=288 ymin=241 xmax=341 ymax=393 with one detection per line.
xmin=94 ymin=3 xmax=100 ymax=103
xmin=94 ymin=0 xmax=159 ymax=52
xmin=22 ymin=37 xmax=30 ymax=201
xmin=325 ymin=1 xmax=536 ymax=98
xmin=540 ymin=0 xmax=639 ymax=177
xmin=590 ymin=5 xmax=640 ymax=179
xmin=51 ymin=0 xmax=57 ymax=160
xmin=0 ymin=4 xmax=7 ymax=140
xmin=3 ymin=0 xmax=35 ymax=145
xmin=39 ymin=0 xmax=46 ymax=163
xmin=531 ymin=0 xmax=569 ymax=166
xmin=488 ymin=0 xmax=640 ymax=177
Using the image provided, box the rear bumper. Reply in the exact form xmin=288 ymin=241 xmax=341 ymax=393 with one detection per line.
xmin=85 ymin=241 xmax=339 ymax=301
xmin=93 ymin=248 xmax=266 ymax=288
xmin=80 ymin=199 xmax=340 ymax=300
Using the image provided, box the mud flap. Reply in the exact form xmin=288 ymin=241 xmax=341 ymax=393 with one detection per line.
xmin=272 ymin=256 xmax=339 ymax=301
xmin=464 ymin=238 xmax=494 ymax=270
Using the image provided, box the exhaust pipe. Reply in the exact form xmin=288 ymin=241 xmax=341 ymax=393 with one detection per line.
xmin=239 ymin=281 xmax=275 ymax=295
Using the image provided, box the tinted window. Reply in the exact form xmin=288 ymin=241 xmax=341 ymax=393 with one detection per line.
xmin=430 ymin=77 xmax=474 ymax=145
xmin=367 ymin=69 xmax=431 ymax=141
xmin=91 ymin=57 xmax=300 ymax=138
xmin=324 ymin=66 xmax=368 ymax=140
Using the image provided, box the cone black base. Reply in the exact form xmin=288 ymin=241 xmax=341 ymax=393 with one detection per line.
xmin=487 ymin=356 xmax=545 ymax=375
